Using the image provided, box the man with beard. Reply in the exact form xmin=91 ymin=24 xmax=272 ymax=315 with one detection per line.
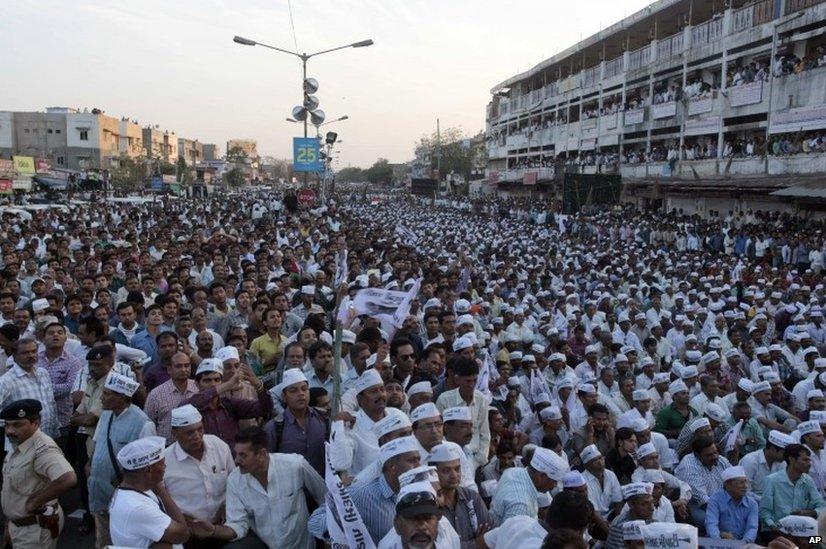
xmin=198 ymin=426 xmax=324 ymax=549
xmin=0 ymin=399 xmax=76 ymax=549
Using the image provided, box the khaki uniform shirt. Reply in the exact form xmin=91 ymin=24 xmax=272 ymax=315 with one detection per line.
xmin=2 ymin=430 xmax=73 ymax=519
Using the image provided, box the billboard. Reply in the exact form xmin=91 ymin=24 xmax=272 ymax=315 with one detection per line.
xmin=410 ymin=178 xmax=438 ymax=196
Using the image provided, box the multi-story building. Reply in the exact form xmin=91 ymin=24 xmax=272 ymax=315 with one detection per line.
xmin=202 ymin=143 xmax=221 ymax=161
xmin=142 ymin=126 xmax=166 ymax=161
xmin=485 ymin=0 xmax=826 ymax=214
xmin=226 ymin=139 xmax=259 ymax=161
xmin=119 ymin=118 xmax=143 ymax=161
xmin=177 ymin=138 xmax=203 ymax=166
xmin=1 ymin=110 xmax=69 ymax=167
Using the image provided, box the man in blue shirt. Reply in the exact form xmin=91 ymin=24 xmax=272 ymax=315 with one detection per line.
xmin=705 ymin=465 xmax=759 ymax=542
xmin=759 ymin=443 xmax=826 ymax=533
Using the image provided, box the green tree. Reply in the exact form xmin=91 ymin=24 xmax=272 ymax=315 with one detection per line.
xmin=226 ymin=146 xmax=249 ymax=164
xmin=224 ymin=167 xmax=245 ymax=188
xmin=365 ymin=158 xmax=393 ymax=186
xmin=176 ymin=156 xmax=193 ymax=184
xmin=336 ymin=167 xmax=365 ymax=182
xmin=110 ymin=157 xmax=144 ymax=193
xmin=416 ymin=127 xmax=477 ymax=181
xmin=159 ymin=160 xmax=176 ymax=176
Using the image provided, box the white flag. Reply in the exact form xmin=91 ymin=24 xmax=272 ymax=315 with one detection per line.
xmin=394 ymin=223 xmax=419 ymax=243
xmin=333 ymin=249 xmax=348 ymax=287
xmin=350 ymin=279 xmax=421 ymax=339
xmin=476 ymin=354 xmax=493 ymax=402
xmin=324 ymin=442 xmax=376 ymax=549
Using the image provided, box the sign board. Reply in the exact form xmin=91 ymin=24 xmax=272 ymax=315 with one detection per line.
xmin=488 ymin=171 xmax=500 ymax=185
xmin=685 ymin=116 xmax=721 ymax=136
xmin=35 ymin=159 xmax=51 ymax=173
xmin=12 ymin=156 xmax=35 ymax=174
xmin=297 ymin=187 xmax=316 ymax=205
xmin=0 ymin=179 xmax=11 ymax=194
xmin=652 ymin=102 xmax=677 ymax=119
xmin=523 ymin=171 xmax=538 ymax=185
xmin=642 ymin=523 xmax=697 ymax=549
xmin=0 ymin=159 xmax=12 ymax=177
xmin=293 ymin=137 xmax=322 ymax=172
xmin=566 ymin=136 xmax=579 ymax=151
xmin=603 ymin=113 xmax=618 ymax=129
xmin=151 ymin=176 xmax=163 ymax=191
xmin=580 ymin=138 xmax=597 ymax=151
xmin=624 ymin=109 xmax=645 ymax=125
xmin=582 ymin=118 xmax=597 ymax=130
xmin=688 ymin=96 xmax=714 ymax=116
xmin=770 ymin=103 xmax=826 ymax=134
xmin=601 ymin=134 xmax=619 ymax=146
xmin=730 ymin=80 xmax=763 ymax=107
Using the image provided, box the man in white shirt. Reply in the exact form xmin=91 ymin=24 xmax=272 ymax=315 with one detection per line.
xmin=109 ymin=436 xmax=190 ymax=548
xmin=162 ymin=405 xmax=234 ymax=527
xmin=581 ymin=444 xmax=623 ymax=519
xmin=738 ymin=430 xmax=790 ymax=502
xmin=200 ymin=426 xmax=325 ymax=549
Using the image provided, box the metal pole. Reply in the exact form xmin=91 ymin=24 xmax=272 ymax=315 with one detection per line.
xmin=331 ymin=320 xmax=343 ymax=417
xmin=302 ymin=56 xmax=309 ymax=192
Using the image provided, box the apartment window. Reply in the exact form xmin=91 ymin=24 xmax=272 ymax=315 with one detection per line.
xmin=79 ymin=130 xmax=88 ymax=141
xmin=55 ymin=129 xmax=61 ymax=134
xmin=48 ymin=129 xmax=53 ymax=134
xmin=24 ymin=129 xmax=29 ymax=133
xmin=57 ymin=156 xmax=65 ymax=166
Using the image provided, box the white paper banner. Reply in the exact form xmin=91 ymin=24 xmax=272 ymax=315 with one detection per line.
xmin=624 ymin=109 xmax=645 ymax=125
xmin=729 ymin=81 xmax=763 ymax=107
xmin=652 ymin=102 xmax=677 ymax=119
xmin=324 ymin=442 xmax=377 ymax=549
xmin=642 ymin=523 xmax=697 ymax=548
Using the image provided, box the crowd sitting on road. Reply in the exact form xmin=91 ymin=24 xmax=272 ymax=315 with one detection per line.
xmin=1 ymin=187 xmax=826 ymax=548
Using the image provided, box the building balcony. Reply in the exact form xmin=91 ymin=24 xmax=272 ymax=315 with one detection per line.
xmin=619 ymin=153 xmax=826 ymax=180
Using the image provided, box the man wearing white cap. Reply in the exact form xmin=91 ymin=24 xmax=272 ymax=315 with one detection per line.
xmin=605 ymin=483 xmax=655 ymax=549
xmin=740 ymin=430 xmax=792 ymax=502
xmin=109 ymin=436 xmax=190 ymax=548
xmin=88 ymin=372 xmax=156 ymax=547
xmin=797 ymin=419 xmax=826 ymax=495
xmin=705 ymin=465 xmax=758 ymax=542
xmin=436 ymin=356 xmax=491 ymax=470
xmin=143 ymin=351 xmax=199 ymax=443
xmin=490 ymin=446 xmax=567 ymax=526
xmin=204 ymin=427 xmax=325 ymax=549
xmin=689 ymin=375 xmax=730 ymax=422
xmin=262 ymin=368 xmax=328 ymax=476
xmin=162 ymin=404 xmax=234 ymax=535
xmin=348 ymin=435 xmax=423 ymax=544
xmin=759 ymin=442 xmax=826 ymax=534
xmin=749 ymin=380 xmax=799 ymax=435
xmin=351 ymin=408 xmax=414 ymax=486
xmin=580 ymin=444 xmax=623 ymax=519
xmin=339 ymin=368 xmax=389 ymax=476
xmin=653 ymin=380 xmax=698 ymax=440
xmin=428 ymin=442 xmax=491 ymax=546
xmin=791 ymin=364 xmax=826 ymax=413
xmin=618 ymin=389 xmax=655 ymax=430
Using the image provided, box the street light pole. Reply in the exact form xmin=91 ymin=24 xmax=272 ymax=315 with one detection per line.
xmin=233 ymin=35 xmax=371 ymax=195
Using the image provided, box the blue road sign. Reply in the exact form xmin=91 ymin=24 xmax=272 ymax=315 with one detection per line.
xmin=293 ymin=137 xmax=323 ymax=172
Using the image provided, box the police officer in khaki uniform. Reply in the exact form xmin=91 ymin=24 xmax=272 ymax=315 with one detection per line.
xmin=1 ymin=399 xmax=77 ymax=549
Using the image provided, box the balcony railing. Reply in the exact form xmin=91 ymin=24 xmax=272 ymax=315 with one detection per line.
xmin=604 ymin=56 xmax=624 ymax=78
xmin=628 ymin=45 xmax=651 ymax=70
xmin=583 ymin=66 xmax=600 ymax=88
xmin=691 ymin=17 xmax=724 ymax=45
xmin=657 ymin=32 xmax=685 ymax=60
xmin=732 ymin=0 xmax=776 ymax=33
xmin=786 ymin=0 xmax=825 ymax=13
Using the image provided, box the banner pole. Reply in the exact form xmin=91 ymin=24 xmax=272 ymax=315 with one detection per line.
xmin=331 ymin=320 xmax=343 ymax=418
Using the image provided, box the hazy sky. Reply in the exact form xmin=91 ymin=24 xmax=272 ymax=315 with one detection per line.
xmin=1 ymin=0 xmax=652 ymax=168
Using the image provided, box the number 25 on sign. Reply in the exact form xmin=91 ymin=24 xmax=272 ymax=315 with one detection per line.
xmin=293 ymin=137 xmax=322 ymax=172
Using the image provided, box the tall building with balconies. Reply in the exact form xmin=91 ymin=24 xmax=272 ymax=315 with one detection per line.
xmin=486 ymin=0 xmax=826 ymax=214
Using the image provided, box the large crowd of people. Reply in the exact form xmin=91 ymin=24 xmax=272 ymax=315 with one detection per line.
xmin=0 ymin=187 xmax=825 ymax=548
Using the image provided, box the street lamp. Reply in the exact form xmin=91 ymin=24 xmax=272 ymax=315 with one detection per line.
xmin=232 ymin=35 xmax=373 ymax=138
